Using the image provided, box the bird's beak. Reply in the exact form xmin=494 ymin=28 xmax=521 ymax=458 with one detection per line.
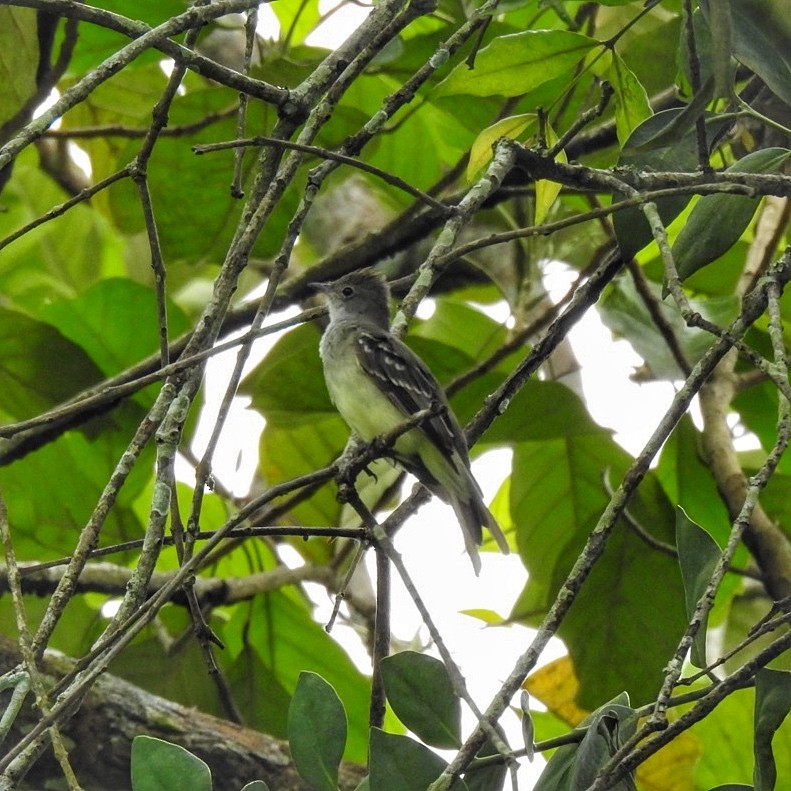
xmin=308 ymin=281 xmax=330 ymax=294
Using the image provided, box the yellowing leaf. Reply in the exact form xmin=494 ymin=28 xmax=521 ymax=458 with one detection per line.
xmin=639 ymin=732 xmax=700 ymax=791
xmin=467 ymin=114 xmax=537 ymax=181
xmin=525 ymin=656 xmax=587 ymax=726
xmin=527 ymin=656 xmax=699 ymax=791
xmin=535 ymin=121 xmax=565 ymax=225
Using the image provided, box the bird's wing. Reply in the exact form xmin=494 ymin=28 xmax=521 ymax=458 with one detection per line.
xmin=355 ymin=328 xmax=465 ymax=458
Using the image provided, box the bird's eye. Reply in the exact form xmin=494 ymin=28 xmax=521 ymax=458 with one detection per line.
xmin=341 ymin=286 xmax=354 ymax=297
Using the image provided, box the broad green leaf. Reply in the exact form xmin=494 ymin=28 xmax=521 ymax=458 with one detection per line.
xmin=107 ymin=604 xmax=244 ymax=718
xmin=222 ymin=590 xmax=372 ymax=763
xmin=40 ymin=278 xmax=191 ymax=377
xmin=598 ymin=277 xmax=739 ymax=380
xmin=510 ymin=434 xmax=686 ymax=708
xmin=691 ymin=685 xmax=791 ymax=788
xmin=602 ymin=51 xmax=652 ymax=146
xmin=0 ymin=7 xmax=37 ymax=120
xmin=410 ymin=300 xmax=507 ymax=363
xmin=757 ymin=466 xmax=791 ymax=533
xmin=569 ymin=701 xmax=637 ymax=791
xmin=655 ymin=417 xmax=732 ymax=550
xmin=381 ymin=652 xmax=461 ymax=749
xmin=243 ymin=323 xmax=332 ymax=424
xmin=532 ymin=730 xmax=579 ymax=791
xmin=754 ymin=669 xmax=791 ymax=791
xmin=612 ymin=109 xmax=700 ymax=260
xmin=65 ymin=0 xmax=188 ymax=74
xmin=368 ymin=729 xmax=469 ymax=791
xmin=0 ymin=429 xmax=147 ymax=559
xmin=59 ymin=65 xmax=176 ymax=186
xmin=340 ymin=72 xmax=484 ymax=193
xmin=675 ymin=509 xmax=722 ymax=667
xmin=463 ymin=723 xmax=510 ymax=791
xmin=677 ymin=8 xmax=714 ymax=96
xmin=699 ymin=0 xmax=791 ymax=105
xmin=130 ymin=736 xmax=212 ymax=791
xmin=534 ymin=696 xmax=636 ymax=791
xmin=272 ymin=0 xmax=321 ymax=46
xmin=673 ymin=148 xmax=791 ymax=280
xmin=718 ymin=584 xmax=791 ymax=681
xmin=467 ymin=114 xmax=537 ymax=181
xmin=435 ymin=30 xmax=599 ymax=99
xmin=0 ymin=150 xmax=124 ymax=311
xmin=708 ymin=786 xmax=754 ymax=790
xmin=481 ymin=380 xmax=607 ymax=444
xmin=288 ymin=672 xmax=347 ymax=791
xmin=0 ymin=308 xmax=103 ymax=422
xmin=73 ymin=70 xmax=280 ymax=263
xmin=731 ymin=377 xmax=791 ymax=474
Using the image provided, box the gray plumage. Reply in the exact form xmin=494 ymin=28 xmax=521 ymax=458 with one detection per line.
xmin=315 ymin=269 xmax=509 ymax=574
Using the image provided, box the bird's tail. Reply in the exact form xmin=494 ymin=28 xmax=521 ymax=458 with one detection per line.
xmin=450 ymin=490 xmax=510 ymax=576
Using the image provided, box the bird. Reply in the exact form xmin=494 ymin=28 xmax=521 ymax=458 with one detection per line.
xmin=314 ymin=269 xmax=509 ymax=574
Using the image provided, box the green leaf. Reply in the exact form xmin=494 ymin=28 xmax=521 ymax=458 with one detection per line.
xmin=510 ymin=435 xmax=686 ymax=708
xmin=463 ymin=723 xmax=510 ymax=791
xmin=467 ymin=114 xmax=537 ymax=180
xmin=754 ymin=669 xmax=791 ymax=791
xmin=0 ymin=7 xmax=37 ymax=120
xmin=603 ymin=51 xmax=652 ymax=146
xmin=708 ymin=786 xmax=754 ymax=790
xmin=534 ymin=696 xmax=637 ymax=791
xmin=0 ymin=150 xmax=124 ymax=311
xmin=39 ymin=278 xmax=191 ymax=378
xmin=700 ymin=0 xmax=791 ymax=106
xmin=381 ymin=652 xmax=461 ymax=749
xmin=655 ymin=417 xmax=731 ymax=548
xmin=272 ymin=0 xmax=321 ymax=46
xmin=86 ymin=71 xmax=280 ymax=263
xmin=66 ymin=0 xmax=188 ymax=74
xmin=0 ymin=308 xmax=104 ymax=422
xmin=612 ymin=109 xmax=700 ymax=260
xmin=673 ymin=148 xmax=791 ymax=281
xmin=675 ymin=508 xmax=722 ymax=668
xmin=130 ymin=736 xmax=212 ymax=791
xmin=288 ymin=672 xmax=347 ymax=791
xmin=435 ymin=30 xmax=598 ymax=98
xmin=690 ymin=684 xmax=791 ymax=788
xmin=341 ymin=72 xmax=483 ymax=193
xmin=222 ymin=591 xmax=372 ymax=763
xmin=598 ymin=277 xmax=739 ymax=380
xmin=535 ymin=121 xmax=566 ymax=226
xmin=368 ymin=729 xmax=469 ymax=791
xmin=481 ymin=380 xmax=607 ymax=443
xmin=243 ymin=323 xmax=332 ymax=424
xmin=570 ymin=702 xmax=637 ymax=791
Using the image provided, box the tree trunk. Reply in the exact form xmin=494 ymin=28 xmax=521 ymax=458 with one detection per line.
xmin=0 ymin=637 xmax=366 ymax=791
